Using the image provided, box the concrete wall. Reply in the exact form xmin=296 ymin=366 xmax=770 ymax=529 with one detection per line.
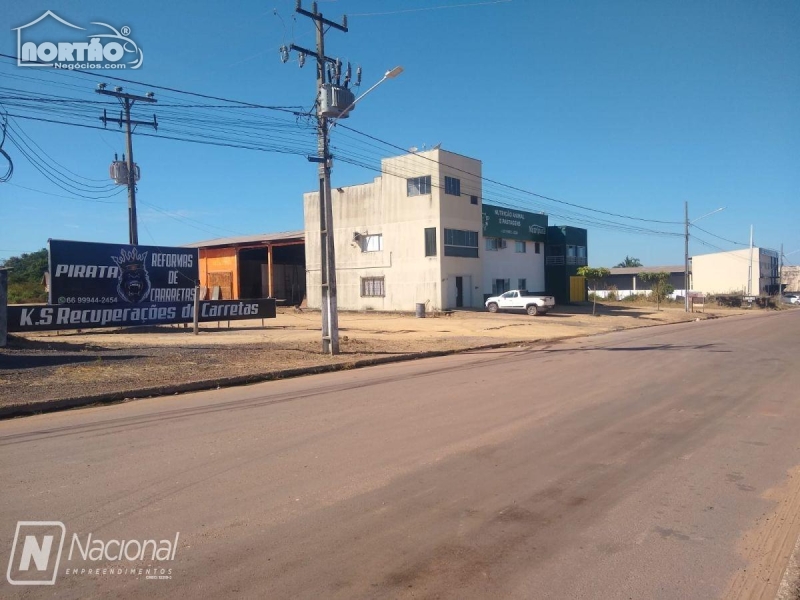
xmin=437 ymin=151 xmax=483 ymax=309
xmin=304 ymin=149 xmax=483 ymax=311
xmin=482 ymin=241 xmax=545 ymax=294
xmin=692 ymin=248 xmax=778 ymax=295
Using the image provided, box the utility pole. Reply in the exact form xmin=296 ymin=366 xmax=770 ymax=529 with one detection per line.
xmin=286 ymin=1 xmax=351 ymax=355
xmin=778 ymin=243 xmax=783 ymax=296
xmin=684 ymin=201 xmax=690 ymax=312
xmin=748 ymin=225 xmax=754 ymax=296
xmin=96 ymin=85 xmax=157 ymax=245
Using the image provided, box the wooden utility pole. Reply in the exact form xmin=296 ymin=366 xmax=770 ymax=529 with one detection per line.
xmin=97 ymin=86 xmax=157 ymax=245
xmin=289 ymin=1 xmax=348 ymax=355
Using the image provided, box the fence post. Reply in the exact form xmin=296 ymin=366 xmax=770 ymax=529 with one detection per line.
xmin=193 ymin=285 xmax=200 ymax=335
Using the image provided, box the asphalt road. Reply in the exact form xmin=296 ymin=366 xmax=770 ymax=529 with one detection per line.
xmin=2 ymin=311 xmax=800 ymax=599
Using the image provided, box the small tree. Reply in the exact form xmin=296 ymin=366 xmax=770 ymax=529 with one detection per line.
xmin=577 ymin=266 xmax=610 ymax=316
xmin=614 ymin=256 xmax=643 ymax=268
xmin=638 ymin=271 xmax=674 ymax=310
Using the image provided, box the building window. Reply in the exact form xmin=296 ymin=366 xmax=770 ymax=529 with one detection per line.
xmin=518 ymin=278 xmax=526 ymax=291
xmin=360 ymin=234 xmax=382 ymax=252
xmin=492 ymin=279 xmax=511 ymax=295
xmin=515 ymin=241 xmax=526 ymax=253
xmin=361 ymin=277 xmax=385 ymax=297
xmin=424 ymin=227 xmax=437 ymax=257
xmin=445 ymin=176 xmax=461 ymax=196
xmin=470 ymin=195 xmax=478 ymax=205
xmin=485 ymin=237 xmax=501 ymax=251
xmin=444 ymin=228 xmax=479 ymax=258
xmin=567 ymin=245 xmax=576 ymax=257
xmin=535 ymin=242 xmax=541 ymax=254
xmin=407 ymin=176 xmax=431 ymax=196
xmin=577 ymin=246 xmax=586 ymax=258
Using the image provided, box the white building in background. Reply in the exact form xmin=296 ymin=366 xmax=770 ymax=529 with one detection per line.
xmin=303 ymin=148 xmax=556 ymax=312
xmin=692 ymin=248 xmax=780 ymax=296
xmin=782 ymin=265 xmax=800 ymax=293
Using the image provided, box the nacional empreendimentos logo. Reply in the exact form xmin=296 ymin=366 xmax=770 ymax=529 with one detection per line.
xmin=13 ymin=10 xmax=143 ymax=70
xmin=6 ymin=521 xmax=179 ymax=586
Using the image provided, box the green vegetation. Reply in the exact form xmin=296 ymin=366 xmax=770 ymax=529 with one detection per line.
xmin=638 ymin=271 xmax=674 ymax=310
xmin=577 ymin=266 xmax=611 ymax=316
xmin=614 ymin=256 xmax=643 ymax=268
xmin=1 ymin=248 xmax=48 ymax=304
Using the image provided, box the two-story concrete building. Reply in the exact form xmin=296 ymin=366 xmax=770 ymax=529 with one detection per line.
xmin=304 ymin=149 xmax=483 ymax=311
xmin=304 ymin=148 xmax=587 ymax=312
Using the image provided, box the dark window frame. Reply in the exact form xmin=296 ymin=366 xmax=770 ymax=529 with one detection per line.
xmin=424 ymin=227 xmax=437 ymax=257
xmin=360 ymin=276 xmax=385 ymax=298
xmin=444 ymin=176 xmax=461 ymax=196
xmin=407 ymin=176 xmax=431 ymax=196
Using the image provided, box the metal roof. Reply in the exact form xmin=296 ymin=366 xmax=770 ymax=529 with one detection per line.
xmin=609 ymin=265 xmax=685 ymax=275
xmin=183 ymin=230 xmax=305 ymax=249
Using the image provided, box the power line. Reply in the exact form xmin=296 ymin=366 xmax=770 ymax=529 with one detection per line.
xmin=336 ymin=122 xmax=684 ymax=225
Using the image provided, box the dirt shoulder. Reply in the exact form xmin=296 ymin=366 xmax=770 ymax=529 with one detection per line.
xmin=0 ymin=302 xmax=754 ymax=416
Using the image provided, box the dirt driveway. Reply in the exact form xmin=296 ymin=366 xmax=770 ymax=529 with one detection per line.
xmin=0 ymin=302 xmax=747 ymax=413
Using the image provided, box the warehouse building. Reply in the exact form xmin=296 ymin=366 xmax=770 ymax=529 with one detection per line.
xmin=304 ymin=148 xmax=588 ymax=312
xmin=692 ymin=247 xmax=779 ymax=296
xmin=185 ymin=232 xmax=305 ymax=303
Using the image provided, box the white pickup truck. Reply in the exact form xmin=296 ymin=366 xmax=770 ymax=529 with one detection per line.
xmin=485 ymin=290 xmax=555 ymax=316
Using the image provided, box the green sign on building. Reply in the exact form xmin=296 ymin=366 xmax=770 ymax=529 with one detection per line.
xmin=482 ymin=204 xmax=548 ymax=242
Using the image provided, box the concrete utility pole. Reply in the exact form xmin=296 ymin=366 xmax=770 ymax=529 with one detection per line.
xmin=778 ymin=243 xmax=783 ymax=296
xmin=289 ymin=1 xmax=349 ymax=355
xmin=96 ymin=85 xmax=157 ymax=245
xmin=684 ymin=201 xmax=689 ymax=312
xmin=748 ymin=225 xmax=754 ymax=296
xmin=0 ymin=268 xmax=8 ymax=348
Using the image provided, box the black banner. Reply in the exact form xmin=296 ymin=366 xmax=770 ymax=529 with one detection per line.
xmin=48 ymin=239 xmax=199 ymax=305
xmin=8 ymin=300 xmax=276 ymax=332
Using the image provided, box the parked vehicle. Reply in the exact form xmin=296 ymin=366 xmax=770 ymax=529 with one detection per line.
xmin=485 ymin=290 xmax=555 ymax=316
xmin=783 ymin=294 xmax=799 ymax=305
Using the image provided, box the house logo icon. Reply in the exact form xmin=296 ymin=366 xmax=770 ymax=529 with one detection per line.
xmin=13 ymin=11 xmax=143 ymax=69
xmin=6 ymin=521 xmax=66 ymax=586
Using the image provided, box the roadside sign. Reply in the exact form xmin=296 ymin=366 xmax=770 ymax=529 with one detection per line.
xmin=48 ymin=240 xmax=199 ymax=306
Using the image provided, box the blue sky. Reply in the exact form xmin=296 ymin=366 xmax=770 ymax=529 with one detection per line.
xmin=1 ymin=0 xmax=798 ymax=267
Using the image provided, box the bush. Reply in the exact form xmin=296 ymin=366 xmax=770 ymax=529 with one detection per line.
xmin=7 ymin=281 xmax=46 ymax=304
xmin=606 ymin=285 xmax=618 ymax=301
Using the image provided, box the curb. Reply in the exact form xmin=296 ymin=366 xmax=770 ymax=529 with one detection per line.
xmin=0 ymin=309 xmax=765 ymax=420
xmin=777 ymin=533 xmax=800 ymax=600
xmin=0 ymin=341 xmax=522 ymax=420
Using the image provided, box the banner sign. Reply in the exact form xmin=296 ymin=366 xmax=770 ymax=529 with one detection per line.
xmin=482 ymin=204 xmax=548 ymax=242
xmin=8 ymin=299 xmax=276 ymax=332
xmin=48 ymin=240 xmax=199 ymax=306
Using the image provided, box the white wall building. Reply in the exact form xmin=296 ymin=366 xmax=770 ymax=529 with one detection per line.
xmin=305 ymin=149 xmax=483 ymax=312
xmin=304 ymin=149 xmax=553 ymax=312
xmin=691 ymin=248 xmax=780 ymax=296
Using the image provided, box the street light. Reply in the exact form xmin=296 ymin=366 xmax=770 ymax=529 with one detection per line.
xmin=684 ymin=204 xmax=726 ymax=312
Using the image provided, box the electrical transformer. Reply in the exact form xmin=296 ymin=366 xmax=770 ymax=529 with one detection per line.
xmin=109 ymin=161 xmax=141 ymax=185
xmin=318 ymin=84 xmax=356 ymax=119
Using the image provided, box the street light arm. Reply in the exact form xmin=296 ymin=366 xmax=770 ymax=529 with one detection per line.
xmin=329 ymin=66 xmax=403 ymax=126
xmin=691 ymin=207 xmax=725 ymax=224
